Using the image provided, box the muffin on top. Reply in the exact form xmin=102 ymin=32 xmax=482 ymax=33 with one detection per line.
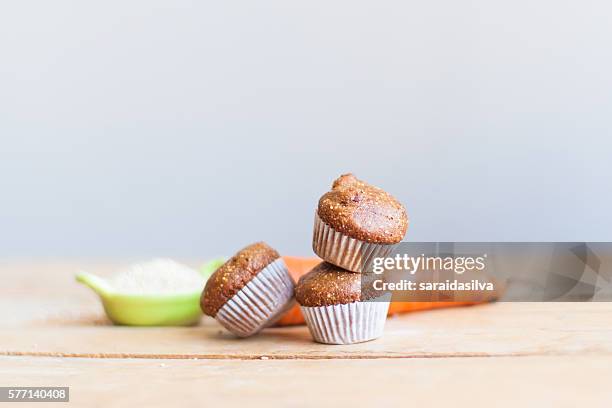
xmin=318 ymin=173 xmax=408 ymax=244
xmin=313 ymin=174 xmax=408 ymax=272
xmin=201 ymin=242 xmax=294 ymax=337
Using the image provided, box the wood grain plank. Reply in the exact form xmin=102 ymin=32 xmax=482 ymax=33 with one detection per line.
xmin=1 ymin=355 xmax=611 ymax=407
xmin=3 ymin=302 xmax=612 ymax=359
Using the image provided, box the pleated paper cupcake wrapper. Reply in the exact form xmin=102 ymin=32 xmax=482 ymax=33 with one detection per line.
xmin=312 ymin=212 xmax=398 ymax=273
xmin=215 ymin=258 xmax=294 ymax=338
xmin=301 ymin=295 xmax=391 ymax=345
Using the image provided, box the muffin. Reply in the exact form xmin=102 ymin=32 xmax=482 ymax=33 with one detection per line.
xmin=313 ymin=173 xmax=408 ymax=272
xmin=295 ymin=262 xmax=391 ymax=344
xmin=201 ymin=242 xmax=294 ymax=337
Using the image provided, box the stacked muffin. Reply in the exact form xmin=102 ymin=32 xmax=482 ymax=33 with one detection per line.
xmin=200 ymin=173 xmax=407 ymax=344
xmin=296 ymin=174 xmax=408 ymax=344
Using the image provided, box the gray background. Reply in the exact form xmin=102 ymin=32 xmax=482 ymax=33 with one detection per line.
xmin=1 ymin=1 xmax=610 ymax=259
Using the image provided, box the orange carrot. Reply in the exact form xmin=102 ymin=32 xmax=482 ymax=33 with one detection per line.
xmin=275 ymin=256 xmax=480 ymax=326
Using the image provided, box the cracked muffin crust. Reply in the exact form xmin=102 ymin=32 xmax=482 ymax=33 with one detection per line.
xmin=317 ymin=173 xmax=408 ymax=244
xmin=201 ymin=242 xmax=280 ymax=317
xmin=295 ymin=262 xmax=380 ymax=307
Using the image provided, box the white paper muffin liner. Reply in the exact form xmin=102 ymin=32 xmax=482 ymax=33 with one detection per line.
xmin=312 ymin=212 xmax=398 ymax=273
xmin=300 ymin=294 xmax=391 ymax=345
xmin=215 ymin=258 xmax=294 ymax=338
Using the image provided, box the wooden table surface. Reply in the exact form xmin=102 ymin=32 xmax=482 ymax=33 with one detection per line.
xmin=2 ymin=261 xmax=612 ymax=407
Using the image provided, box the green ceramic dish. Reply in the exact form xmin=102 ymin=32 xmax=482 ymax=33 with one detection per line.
xmin=75 ymin=258 xmax=225 ymax=326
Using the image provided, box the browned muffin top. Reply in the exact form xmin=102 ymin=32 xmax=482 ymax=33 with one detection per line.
xmin=200 ymin=242 xmax=280 ymax=317
xmin=317 ymin=174 xmax=408 ymax=244
xmin=295 ymin=262 xmax=380 ymax=307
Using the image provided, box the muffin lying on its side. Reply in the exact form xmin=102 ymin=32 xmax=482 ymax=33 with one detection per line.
xmin=295 ymin=262 xmax=390 ymax=344
xmin=201 ymin=242 xmax=294 ymax=337
xmin=313 ymin=173 xmax=408 ymax=273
